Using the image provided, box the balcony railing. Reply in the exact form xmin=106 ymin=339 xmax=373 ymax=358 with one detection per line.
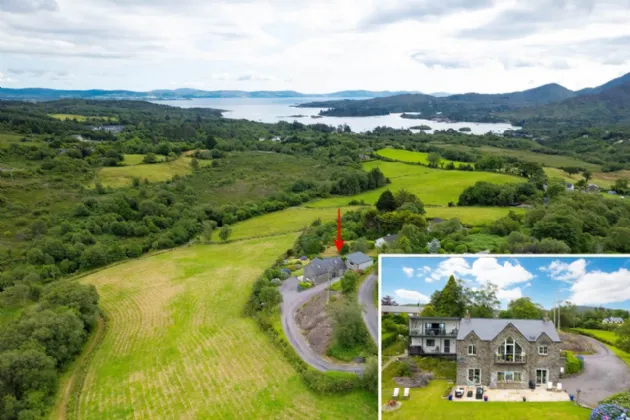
xmin=409 ymin=328 xmax=457 ymax=337
xmin=495 ymin=354 xmax=527 ymax=364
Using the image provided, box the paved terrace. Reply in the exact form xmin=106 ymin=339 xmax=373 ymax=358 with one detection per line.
xmin=450 ymin=386 xmax=571 ymax=402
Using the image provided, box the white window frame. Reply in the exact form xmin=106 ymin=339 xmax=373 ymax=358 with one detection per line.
xmin=467 ymin=368 xmax=481 ymax=385
xmin=497 ymin=371 xmax=522 ymax=383
xmin=468 ymin=344 xmax=476 ymax=356
xmin=535 ymin=369 xmax=549 ymax=386
xmin=538 ymin=345 xmax=548 ymax=355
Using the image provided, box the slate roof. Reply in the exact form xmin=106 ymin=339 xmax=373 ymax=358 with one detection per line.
xmin=377 ymin=234 xmax=399 ymax=244
xmin=346 ymin=252 xmax=372 ymax=265
xmin=305 ymin=257 xmax=345 ymax=276
xmin=457 ymin=318 xmax=561 ymax=342
xmin=604 ymin=317 xmax=624 ymax=322
xmin=382 ymin=305 xmax=424 ymax=314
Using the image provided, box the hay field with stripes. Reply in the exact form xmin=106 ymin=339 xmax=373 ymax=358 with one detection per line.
xmin=72 ymin=234 xmax=374 ymax=419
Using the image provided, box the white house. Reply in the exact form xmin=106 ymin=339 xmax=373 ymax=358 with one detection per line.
xmin=566 ymin=183 xmax=574 ymax=191
xmin=409 ymin=316 xmax=460 ymax=355
xmin=603 ymin=317 xmax=624 ymax=324
xmin=375 ymin=234 xmax=398 ymax=248
xmin=345 ymin=252 xmax=373 ymax=271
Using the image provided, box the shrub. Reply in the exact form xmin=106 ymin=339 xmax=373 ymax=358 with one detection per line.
xmin=563 ymin=350 xmax=584 ymax=374
xmin=602 ymin=392 xmax=630 ymax=410
xmin=298 ymin=281 xmax=312 ymax=290
xmin=396 ymin=361 xmax=412 ymax=377
xmin=590 ymin=403 xmax=627 ymax=420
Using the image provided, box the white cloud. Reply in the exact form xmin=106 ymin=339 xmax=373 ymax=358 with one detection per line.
xmin=0 ymin=72 xmax=16 ymax=83
xmin=570 ymin=268 xmax=630 ymax=305
xmin=1 ymin=0 xmax=630 ymax=91
xmin=543 ymin=259 xmax=587 ymax=283
xmin=525 ymin=282 xmax=532 ymax=287
xmin=402 ymin=266 xmax=414 ymax=278
xmin=426 ymin=257 xmax=533 ymax=289
xmin=497 ymin=287 xmax=523 ymax=301
xmin=394 ymin=288 xmax=430 ymax=304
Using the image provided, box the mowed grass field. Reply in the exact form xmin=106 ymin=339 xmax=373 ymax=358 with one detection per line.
xmin=424 ymin=206 xmax=526 ymax=225
xmin=94 ymin=155 xmax=211 ymax=187
xmin=230 ymin=206 xmax=360 ymax=240
xmin=434 ymin=144 xmax=601 ymax=171
xmin=375 ymin=148 xmax=470 ymax=168
xmin=49 ymin=114 xmax=117 ymax=122
xmin=309 ymin=161 xmax=525 ymax=207
xmin=381 ymin=363 xmax=590 ymax=420
xmin=74 ymin=234 xmax=375 ymax=419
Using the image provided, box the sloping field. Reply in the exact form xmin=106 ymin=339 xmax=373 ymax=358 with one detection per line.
xmin=309 ymin=161 xmax=525 ymax=207
xmin=434 ymin=144 xmax=600 ymax=171
xmin=424 ymin=206 xmax=526 ymax=225
xmin=74 ymin=234 xmax=374 ymax=419
xmin=375 ymin=148 xmax=469 ymax=167
xmin=94 ymin=155 xmax=211 ymax=187
xmin=231 ymin=206 xmax=359 ymax=240
xmin=544 ymin=167 xmax=630 ymax=190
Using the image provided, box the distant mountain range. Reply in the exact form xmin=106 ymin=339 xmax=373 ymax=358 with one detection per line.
xmin=295 ymin=72 xmax=630 ymax=130
xmin=0 ymin=88 xmax=420 ymax=101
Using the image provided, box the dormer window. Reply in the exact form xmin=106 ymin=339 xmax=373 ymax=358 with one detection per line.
xmin=468 ymin=344 xmax=476 ymax=356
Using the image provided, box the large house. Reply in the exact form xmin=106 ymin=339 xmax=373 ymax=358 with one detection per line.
xmin=456 ymin=314 xmax=563 ymax=389
xmin=408 ymin=313 xmax=564 ymax=389
xmin=375 ymin=234 xmax=398 ymax=248
xmin=408 ymin=316 xmax=460 ymax=356
xmin=345 ymin=251 xmax=373 ymax=271
xmin=303 ymin=257 xmax=346 ymax=285
xmin=603 ymin=317 xmax=624 ymax=324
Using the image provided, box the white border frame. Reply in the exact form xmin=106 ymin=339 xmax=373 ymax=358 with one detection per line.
xmin=377 ymin=254 xmax=630 ymax=418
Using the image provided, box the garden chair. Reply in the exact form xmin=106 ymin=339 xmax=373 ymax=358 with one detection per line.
xmin=393 ymin=388 xmax=400 ymax=399
xmin=557 ymin=383 xmax=563 ymax=392
xmin=547 ymin=382 xmax=553 ymax=391
xmin=403 ymin=388 xmax=410 ymax=399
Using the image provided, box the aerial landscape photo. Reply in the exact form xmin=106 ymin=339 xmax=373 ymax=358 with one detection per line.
xmin=381 ymin=256 xmax=630 ymax=419
xmin=2 ymin=0 xmax=630 ymax=419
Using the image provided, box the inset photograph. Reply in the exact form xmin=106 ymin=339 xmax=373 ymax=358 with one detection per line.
xmin=380 ymin=255 xmax=630 ymax=419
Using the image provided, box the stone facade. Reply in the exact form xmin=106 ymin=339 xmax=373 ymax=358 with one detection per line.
xmin=456 ymin=323 xmax=564 ymax=389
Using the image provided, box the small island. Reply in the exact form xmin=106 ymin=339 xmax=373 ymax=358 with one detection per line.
xmin=458 ymin=127 xmax=472 ymax=132
xmin=400 ymin=112 xmax=423 ymax=119
xmin=410 ymin=125 xmax=432 ymax=130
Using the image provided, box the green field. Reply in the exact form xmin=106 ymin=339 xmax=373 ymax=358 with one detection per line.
xmin=424 ymin=206 xmax=526 ymax=225
xmin=121 ymin=154 xmax=151 ymax=166
xmin=230 ymin=206 xmax=359 ymax=240
xmin=72 ymin=234 xmax=374 ymax=418
xmin=375 ymin=148 xmax=469 ymax=167
xmin=435 ymin=144 xmax=600 ymax=171
xmin=382 ymin=362 xmax=589 ymax=419
xmin=309 ymin=161 xmax=525 ymax=207
xmin=95 ymin=155 xmax=211 ymax=187
xmin=49 ymin=114 xmax=117 ymax=122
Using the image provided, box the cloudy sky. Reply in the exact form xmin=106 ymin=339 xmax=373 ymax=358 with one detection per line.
xmin=381 ymin=256 xmax=630 ymax=309
xmin=1 ymin=0 xmax=630 ymax=93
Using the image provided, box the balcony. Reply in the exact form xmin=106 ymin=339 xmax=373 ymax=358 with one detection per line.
xmin=495 ymin=354 xmax=527 ymax=364
xmin=409 ymin=328 xmax=458 ymax=337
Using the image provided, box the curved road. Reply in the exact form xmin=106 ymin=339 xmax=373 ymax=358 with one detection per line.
xmin=358 ymin=274 xmax=378 ymax=343
xmin=563 ymin=336 xmax=630 ymax=407
xmin=280 ymin=276 xmax=365 ymax=373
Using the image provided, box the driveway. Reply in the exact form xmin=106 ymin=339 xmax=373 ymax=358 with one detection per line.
xmin=358 ymin=274 xmax=378 ymax=344
xmin=563 ymin=336 xmax=630 ymax=407
xmin=280 ymin=276 xmax=364 ymax=373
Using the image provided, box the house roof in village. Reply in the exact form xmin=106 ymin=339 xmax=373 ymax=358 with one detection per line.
xmin=346 ymin=251 xmax=372 ymax=265
xmin=305 ymin=257 xmax=345 ymax=276
xmin=457 ymin=318 xmax=561 ymax=342
xmin=604 ymin=317 xmax=624 ymax=322
xmin=377 ymin=234 xmax=399 ymax=243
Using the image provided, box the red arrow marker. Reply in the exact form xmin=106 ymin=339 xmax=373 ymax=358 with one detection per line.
xmin=335 ymin=208 xmax=344 ymax=252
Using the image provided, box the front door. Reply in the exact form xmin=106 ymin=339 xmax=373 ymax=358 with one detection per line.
xmin=444 ymin=339 xmax=450 ymax=353
xmin=535 ymin=369 xmax=548 ymax=385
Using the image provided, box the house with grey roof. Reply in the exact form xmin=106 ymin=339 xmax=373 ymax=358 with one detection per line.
xmin=382 ymin=305 xmax=424 ymax=315
xmin=345 ymin=251 xmax=373 ymax=271
xmin=303 ymin=257 xmax=346 ymax=285
xmin=409 ymin=316 xmax=460 ymax=356
xmin=456 ymin=312 xmax=563 ymax=389
xmin=375 ymin=234 xmax=398 ymax=249
xmin=603 ymin=317 xmax=624 ymax=324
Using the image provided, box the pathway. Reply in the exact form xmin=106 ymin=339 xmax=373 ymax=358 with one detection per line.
xmin=280 ymin=276 xmax=364 ymax=373
xmin=358 ymin=274 xmax=378 ymax=343
xmin=563 ymin=336 xmax=630 ymax=407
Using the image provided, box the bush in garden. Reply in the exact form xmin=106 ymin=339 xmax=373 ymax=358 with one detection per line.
xmin=602 ymin=392 xmax=630 ymax=410
xmin=590 ymin=404 xmax=627 ymax=420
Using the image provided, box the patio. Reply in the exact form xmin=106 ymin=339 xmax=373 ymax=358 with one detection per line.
xmin=451 ymin=386 xmax=571 ymax=402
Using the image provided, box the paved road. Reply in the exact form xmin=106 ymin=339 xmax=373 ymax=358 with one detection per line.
xmin=358 ymin=274 xmax=378 ymax=344
xmin=280 ymin=276 xmax=364 ymax=373
xmin=563 ymin=336 xmax=630 ymax=407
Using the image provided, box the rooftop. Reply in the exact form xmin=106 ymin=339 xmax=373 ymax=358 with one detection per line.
xmin=382 ymin=305 xmax=424 ymax=314
xmin=457 ymin=318 xmax=561 ymax=342
xmin=346 ymin=251 xmax=372 ymax=265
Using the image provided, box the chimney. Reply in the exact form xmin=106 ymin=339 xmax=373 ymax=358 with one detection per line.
xmin=465 ymin=310 xmax=470 ymax=321
xmin=544 ymin=312 xmax=549 ymax=323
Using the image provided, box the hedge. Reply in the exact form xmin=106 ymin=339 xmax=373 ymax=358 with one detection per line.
xmin=563 ymin=350 xmax=584 ymax=375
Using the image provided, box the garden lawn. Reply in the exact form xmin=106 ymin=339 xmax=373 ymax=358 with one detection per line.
xmin=308 ymin=161 xmax=525 ymax=207
xmin=230 ymin=206 xmax=360 ymax=241
xmin=375 ymin=148 xmax=470 ymax=168
xmin=381 ymin=362 xmax=590 ymax=420
xmin=94 ymin=154 xmax=211 ymax=187
xmin=72 ymin=234 xmax=375 ymax=419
